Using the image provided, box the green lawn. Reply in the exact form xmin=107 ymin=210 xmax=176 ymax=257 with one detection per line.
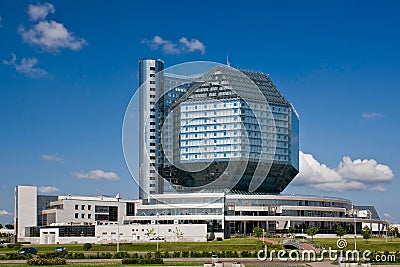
xmin=1 ymin=237 xmax=400 ymax=255
xmin=0 ymin=238 xmax=266 ymax=254
xmin=0 ymin=263 xmax=203 ymax=267
xmin=311 ymin=238 xmax=400 ymax=252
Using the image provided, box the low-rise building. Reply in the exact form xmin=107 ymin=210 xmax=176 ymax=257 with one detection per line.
xmin=15 ymin=185 xmax=387 ymax=244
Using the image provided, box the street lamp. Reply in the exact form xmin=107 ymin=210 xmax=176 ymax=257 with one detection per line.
xmin=156 ymin=213 xmax=160 ymax=252
xmin=351 ymin=206 xmax=357 ymax=251
xmin=262 ymin=228 xmax=265 ymax=244
xmin=116 ymin=194 xmax=121 ymax=253
xmin=386 ymin=220 xmax=389 ymax=243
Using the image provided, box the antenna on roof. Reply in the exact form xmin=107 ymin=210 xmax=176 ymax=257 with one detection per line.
xmin=226 ymin=53 xmax=230 ymax=67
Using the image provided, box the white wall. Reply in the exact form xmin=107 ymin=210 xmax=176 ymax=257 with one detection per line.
xmin=95 ymin=224 xmax=207 ymax=243
xmin=15 ymin=185 xmax=37 ymax=241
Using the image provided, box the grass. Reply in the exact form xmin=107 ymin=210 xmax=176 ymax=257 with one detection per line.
xmin=311 ymin=238 xmax=400 ymax=252
xmin=1 ymin=237 xmax=400 ymax=259
xmin=0 ymin=238 xmax=266 ymax=254
xmin=0 ymin=261 xmax=203 ymax=267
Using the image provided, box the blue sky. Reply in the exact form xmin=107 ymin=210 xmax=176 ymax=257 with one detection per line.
xmin=0 ymin=0 xmax=399 ymax=224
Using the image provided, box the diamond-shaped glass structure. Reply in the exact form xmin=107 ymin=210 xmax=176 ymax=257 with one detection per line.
xmin=160 ymin=66 xmax=299 ymax=193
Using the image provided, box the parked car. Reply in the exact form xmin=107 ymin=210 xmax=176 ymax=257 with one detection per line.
xmin=18 ymin=247 xmax=38 ymax=255
xmin=54 ymin=246 xmax=68 ymax=253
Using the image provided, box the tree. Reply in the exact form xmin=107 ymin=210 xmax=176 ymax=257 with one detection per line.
xmin=361 ymin=225 xmax=372 ymax=243
xmin=145 ymin=228 xmax=155 ymax=242
xmin=82 ymin=243 xmax=92 ymax=251
xmin=306 ymin=226 xmax=319 ymax=241
xmin=173 ymin=227 xmax=183 ymax=242
xmin=388 ymin=226 xmax=399 ymax=241
xmin=288 ymin=226 xmax=296 ymax=239
xmin=336 ymin=225 xmax=347 ymax=238
xmin=4 ymin=224 xmax=14 ymax=229
xmin=252 ymin=226 xmax=263 ymax=239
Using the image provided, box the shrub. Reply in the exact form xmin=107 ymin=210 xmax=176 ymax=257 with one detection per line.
xmin=163 ymin=251 xmax=170 ymax=258
xmin=216 ymin=237 xmax=223 ymax=241
xmin=7 ymin=243 xmax=22 ymax=250
xmin=82 ymin=243 xmax=92 ymax=251
xmin=226 ymin=251 xmax=238 ymax=258
xmin=202 ymin=251 xmax=211 ymax=258
xmin=155 ymin=251 xmax=162 ymax=259
xmin=217 ymin=251 xmax=226 ymax=258
xmin=173 ymin=251 xmax=181 ymax=258
xmin=39 ymin=252 xmax=65 ymax=259
xmin=114 ymin=252 xmax=130 ymax=259
xmin=27 ymin=257 xmax=66 ymax=265
xmin=122 ymin=257 xmax=163 ymax=264
xmin=182 ymin=251 xmax=189 ymax=258
xmin=65 ymin=252 xmax=85 ymax=259
xmin=5 ymin=253 xmax=32 ymax=260
xmin=240 ymin=251 xmax=251 ymax=258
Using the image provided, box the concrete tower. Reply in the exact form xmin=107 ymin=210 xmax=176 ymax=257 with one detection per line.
xmin=139 ymin=59 xmax=164 ymax=199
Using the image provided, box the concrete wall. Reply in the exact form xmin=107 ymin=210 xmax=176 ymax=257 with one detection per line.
xmin=15 ymin=185 xmax=37 ymax=241
xmin=95 ymin=224 xmax=207 ymax=243
xmin=29 ymin=224 xmax=206 ymax=244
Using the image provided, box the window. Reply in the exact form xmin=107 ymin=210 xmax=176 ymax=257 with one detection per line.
xmin=75 ymin=213 xmax=79 ymax=218
xmin=150 ymin=88 xmax=156 ymax=91
xmin=150 ymin=81 xmax=155 ymax=84
xmin=150 ymin=67 xmax=155 ymax=71
xmin=81 ymin=214 xmax=85 ymax=219
xmin=81 ymin=205 xmax=85 ymax=210
xmin=150 ymin=184 xmax=155 ymax=187
xmin=88 ymin=214 xmax=92 ymax=219
xmin=126 ymin=203 xmax=135 ymax=216
xmin=75 ymin=205 xmax=79 ymax=210
xmin=88 ymin=205 xmax=91 ymax=210
xmin=150 ymin=95 xmax=155 ymax=98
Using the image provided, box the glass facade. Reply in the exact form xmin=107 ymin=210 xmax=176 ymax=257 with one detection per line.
xmin=160 ymin=66 xmax=299 ymax=193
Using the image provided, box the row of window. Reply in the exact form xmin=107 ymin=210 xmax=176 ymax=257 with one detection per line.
xmin=75 ymin=204 xmax=92 ymax=210
xmin=75 ymin=213 xmax=92 ymax=219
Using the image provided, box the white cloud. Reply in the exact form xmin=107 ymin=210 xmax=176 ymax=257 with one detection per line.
xmin=291 ymin=152 xmax=342 ymax=185
xmin=28 ymin=3 xmax=55 ymax=21
xmin=292 ymin=151 xmax=394 ymax=192
xmin=73 ymin=170 xmax=120 ymax=181
xmin=19 ymin=21 xmax=87 ymax=52
xmin=337 ymin=156 xmax=393 ymax=183
xmin=3 ymin=53 xmax=48 ymax=78
xmin=142 ymin=35 xmax=205 ymax=55
xmin=41 ymin=154 xmax=63 ymax=162
xmin=0 ymin=210 xmax=11 ymax=216
xmin=362 ymin=112 xmax=383 ymax=119
xmin=38 ymin=186 xmax=59 ymax=194
xmin=179 ymin=37 xmax=206 ymax=54
xmin=19 ymin=3 xmax=87 ymax=52
xmin=369 ymin=185 xmax=386 ymax=192
xmin=383 ymin=213 xmax=391 ymax=219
